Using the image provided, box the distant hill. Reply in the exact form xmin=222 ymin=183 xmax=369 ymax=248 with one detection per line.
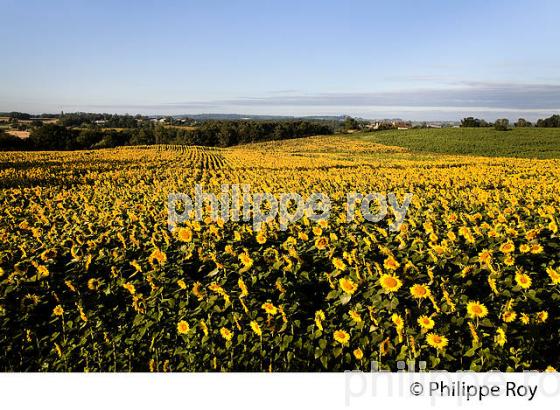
xmin=172 ymin=114 xmax=347 ymax=121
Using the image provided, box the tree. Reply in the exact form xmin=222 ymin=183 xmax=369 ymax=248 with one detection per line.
xmin=514 ymin=118 xmax=531 ymax=127
xmin=343 ymin=116 xmax=359 ymax=131
xmin=8 ymin=112 xmax=31 ymax=120
xmin=129 ymin=128 xmax=155 ymax=145
xmin=461 ymin=117 xmax=481 ymax=127
xmin=536 ymin=114 xmax=560 ymax=128
xmin=76 ymin=129 xmax=103 ymax=149
xmin=29 ymin=124 xmax=76 ymax=150
xmin=0 ymin=131 xmax=29 ymax=150
xmin=494 ymin=119 xmax=510 ymax=131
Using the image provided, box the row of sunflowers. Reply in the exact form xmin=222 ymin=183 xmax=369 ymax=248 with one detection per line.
xmin=1 ymin=136 xmax=559 ymax=371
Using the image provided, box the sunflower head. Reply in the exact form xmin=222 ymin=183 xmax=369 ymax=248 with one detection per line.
xmin=495 ymin=328 xmax=507 ymax=347
xmin=502 ymin=311 xmax=517 ymax=323
xmin=410 ymin=284 xmax=430 ymax=299
xmin=417 ymin=315 xmax=435 ymax=330
xmin=52 ymin=305 xmax=64 ymax=317
xmin=250 ymin=320 xmax=262 ymax=336
xmin=339 ymin=277 xmax=358 ymax=295
xmin=220 ymin=327 xmax=234 ymax=341
xmin=515 ymin=272 xmax=532 ymax=289
xmin=499 ymin=242 xmax=515 ymax=253
xmin=519 ymin=244 xmax=531 ymax=253
xmin=478 ymin=249 xmax=492 ymax=264
xmin=262 ymin=302 xmax=278 ymax=315
xmin=379 ymin=274 xmax=403 ymax=292
xmin=383 ymin=256 xmax=400 ymax=271
xmin=333 ymin=330 xmax=350 ymax=345
xmin=353 ymin=348 xmax=364 ymax=360
xmin=466 ymin=301 xmax=488 ymax=319
xmin=177 ymin=320 xmax=190 ymax=335
xmin=177 ymin=227 xmax=193 ymax=242
xmin=537 ymin=311 xmax=549 ymax=323
xmin=426 ymin=333 xmax=448 ymax=350
xmin=391 ymin=313 xmax=404 ymax=329
xmin=315 ymin=237 xmax=329 ymax=250
xmin=332 ymin=257 xmax=346 ymax=271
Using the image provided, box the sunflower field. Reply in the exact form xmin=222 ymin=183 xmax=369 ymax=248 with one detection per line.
xmin=1 ymin=135 xmax=560 ymax=371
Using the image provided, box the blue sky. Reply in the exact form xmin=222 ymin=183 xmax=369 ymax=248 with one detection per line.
xmin=1 ymin=0 xmax=560 ymax=120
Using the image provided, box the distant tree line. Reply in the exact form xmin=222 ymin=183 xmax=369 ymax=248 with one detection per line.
xmin=0 ymin=129 xmax=29 ymax=150
xmin=460 ymin=117 xmax=495 ymax=128
xmin=58 ymin=112 xmax=147 ymax=128
xmin=535 ymin=114 xmax=560 ymax=128
xmin=0 ymin=112 xmax=32 ymax=120
xmin=1 ymin=120 xmax=334 ymax=151
xmin=460 ymin=114 xmax=560 ymax=129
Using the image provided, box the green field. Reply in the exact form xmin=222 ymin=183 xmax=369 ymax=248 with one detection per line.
xmin=353 ymin=127 xmax=560 ymax=159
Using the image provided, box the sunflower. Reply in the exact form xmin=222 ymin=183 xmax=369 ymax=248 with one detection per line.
xmin=391 ymin=313 xmax=404 ymax=329
xmin=536 ymin=311 xmax=549 ymax=323
xmin=315 ymin=310 xmax=325 ymax=330
xmin=177 ymin=320 xmax=190 ymax=334
xmin=426 ymin=333 xmax=448 ymax=350
xmin=52 ymin=305 xmax=64 ymax=316
xmin=515 ymin=272 xmax=532 ymax=289
xmin=379 ymin=274 xmax=403 ymax=292
xmin=36 ymin=265 xmax=49 ymax=278
xmin=238 ymin=252 xmax=253 ymax=267
xmin=499 ymin=242 xmax=515 ymax=254
xmin=410 ymin=284 xmax=430 ymax=299
xmin=149 ymin=249 xmax=167 ymax=265
xmin=262 ymin=302 xmax=278 ymax=315
xmin=315 ymin=236 xmax=328 ymax=250
xmin=517 ymin=243 xmax=530 ymax=253
xmin=488 ymin=277 xmax=498 ymax=294
xmin=192 ymin=281 xmax=204 ymax=300
xmin=87 ymin=278 xmax=100 ymax=291
xmin=520 ymin=313 xmax=530 ymax=325
xmin=339 ymin=277 xmax=358 ymax=295
xmin=546 ymin=267 xmax=560 ymax=285
xmin=546 ymin=366 xmax=557 ymax=372
xmin=495 ymin=328 xmax=507 ymax=347
xmin=122 ymin=282 xmax=136 ymax=295
xmin=333 ymin=330 xmax=350 ymax=345
xmin=383 ymin=256 xmax=400 ymax=271
xmin=504 ymin=255 xmax=515 ymax=266
xmin=417 ymin=315 xmax=435 ymax=330
xmin=177 ymin=279 xmax=187 ymax=290
xmin=250 ymin=320 xmax=262 ymax=336
xmin=199 ymin=320 xmax=209 ymax=336
xmin=312 ymin=226 xmax=323 ymax=236
xmin=353 ymin=348 xmax=364 ymax=360
xmin=466 ymin=301 xmax=488 ymax=319
xmin=332 ymin=257 xmax=346 ymax=271
xmin=256 ymin=232 xmax=267 ymax=245
xmin=502 ymin=311 xmax=517 ymax=323
xmin=349 ymin=310 xmax=362 ymax=323
xmin=177 ymin=227 xmax=193 ymax=242
xmin=220 ymin=327 xmax=234 ymax=341
xmin=238 ymin=278 xmax=249 ymax=297
xmin=478 ymin=249 xmax=492 ymax=264
xmin=468 ymin=321 xmax=479 ymax=345
xmin=530 ymin=244 xmax=543 ymax=254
